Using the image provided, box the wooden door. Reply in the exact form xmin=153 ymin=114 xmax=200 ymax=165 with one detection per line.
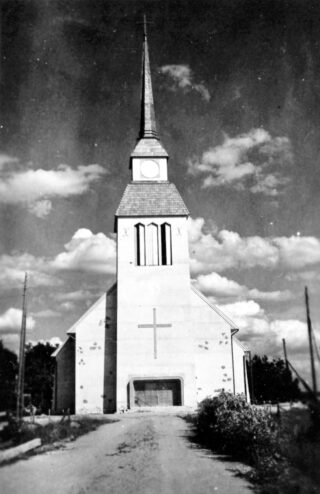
xmin=133 ymin=380 xmax=181 ymax=407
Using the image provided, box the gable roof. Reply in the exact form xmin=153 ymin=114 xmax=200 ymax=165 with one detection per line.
xmin=115 ymin=182 xmax=189 ymax=217
xmin=51 ymin=335 xmax=74 ymax=358
xmin=190 ymin=285 xmax=249 ymax=350
xmin=66 ymin=293 xmax=106 ymax=335
xmin=233 ymin=337 xmax=249 ymax=351
xmin=191 ymin=284 xmax=239 ymax=329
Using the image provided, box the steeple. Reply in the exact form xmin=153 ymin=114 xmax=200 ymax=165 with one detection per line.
xmin=139 ymin=15 xmax=158 ymax=139
xmin=131 ymin=15 xmax=168 ymax=171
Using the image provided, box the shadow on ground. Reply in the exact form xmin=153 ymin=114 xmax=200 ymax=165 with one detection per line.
xmin=179 ymin=417 xmax=256 ymax=491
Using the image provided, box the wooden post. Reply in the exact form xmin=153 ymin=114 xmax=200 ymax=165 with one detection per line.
xmin=16 ymin=273 xmax=28 ymax=421
xmin=282 ymin=338 xmax=289 ymax=370
xmin=305 ymin=286 xmax=318 ymax=396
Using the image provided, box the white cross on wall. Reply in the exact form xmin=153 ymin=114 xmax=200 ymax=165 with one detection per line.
xmin=138 ymin=308 xmax=172 ymax=359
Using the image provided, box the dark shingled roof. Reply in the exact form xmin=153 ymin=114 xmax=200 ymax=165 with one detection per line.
xmin=116 ymin=182 xmax=189 ymax=217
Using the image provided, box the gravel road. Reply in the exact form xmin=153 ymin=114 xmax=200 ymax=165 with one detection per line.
xmin=1 ymin=413 xmax=252 ymax=494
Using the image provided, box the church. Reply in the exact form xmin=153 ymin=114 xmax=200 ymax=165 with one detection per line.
xmin=53 ymin=25 xmax=250 ymax=414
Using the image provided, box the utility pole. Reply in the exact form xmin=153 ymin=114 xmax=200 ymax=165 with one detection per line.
xmin=282 ymin=338 xmax=288 ymax=370
xmin=305 ymin=286 xmax=318 ymax=397
xmin=16 ymin=273 xmax=28 ymax=421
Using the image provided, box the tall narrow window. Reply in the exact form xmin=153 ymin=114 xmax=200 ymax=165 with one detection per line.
xmin=146 ymin=223 xmax=159 ymax=265
xmin=160 ymin=223 xmax=172 ymax=265
xmin=135 ymin=223 xmax=145 ymax=266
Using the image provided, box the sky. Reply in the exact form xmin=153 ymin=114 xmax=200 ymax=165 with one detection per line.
xmin=0 ymin=0 xmax=319 ymax=386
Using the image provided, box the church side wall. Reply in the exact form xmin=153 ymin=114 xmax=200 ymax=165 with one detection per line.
xmin=233 ymin=338 xmax=250 ymax=401
xmin=55 ymin=337 xmax=75 ymax=413
xmin=104 ymin=286 xmax=117 ymax=413
xmin=190 ymin=290 xmax=235 ymax=403
xmin=75 ymin=295 xmax=107 ymax=414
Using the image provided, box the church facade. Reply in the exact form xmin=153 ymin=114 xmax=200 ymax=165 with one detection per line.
xmin=53 ymin=27 xmax=250 ymax=414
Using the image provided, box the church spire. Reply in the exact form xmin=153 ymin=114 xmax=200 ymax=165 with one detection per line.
xmin=130 ymin=15 xmax=168 ymax=178
xmin=139 ymin=15 xmax=158 ymax=139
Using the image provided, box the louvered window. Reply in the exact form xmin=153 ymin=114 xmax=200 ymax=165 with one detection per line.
xmin=135 ymin=223 xmax=146 ymax=266
xmin=135 ymin=222 xmax=172 ymax=266
xmin=146 ymin=223 xmax=159 ymax=265
xmin=160 ymin=223 xmax=172 ymax=265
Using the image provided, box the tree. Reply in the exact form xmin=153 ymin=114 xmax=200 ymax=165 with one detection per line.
xmin=24 ymin=342 xmax=57 ymax=413
xmin=0 ymin=340 xmax=18 ymax=411
xmin=249 ymin=354 xmax=301 ymax=404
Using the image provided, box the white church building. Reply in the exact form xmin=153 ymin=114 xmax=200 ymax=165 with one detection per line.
xmin=53 ymin=26 xmax=250 ymax=414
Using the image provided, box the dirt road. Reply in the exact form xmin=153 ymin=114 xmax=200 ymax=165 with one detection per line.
xmin=1 ymin=413 xmax=251 ymax=494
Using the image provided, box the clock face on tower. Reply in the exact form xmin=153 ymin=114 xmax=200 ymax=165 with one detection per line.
xmin=140 ymin=159 xmax=160 ymax=179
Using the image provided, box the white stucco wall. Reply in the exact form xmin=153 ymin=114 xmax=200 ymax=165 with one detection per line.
xmin=233 ymin=338 xmax=250 ymax=401
xmin=71 ymin=295 xmax=107 ymax=414
xmin=116 ymin=215 xmax=195 ymax=409
xmin=116 ymin=215 xmax=249 ymax=410
xmin=190 ymin=288 xmax=235 ymax=403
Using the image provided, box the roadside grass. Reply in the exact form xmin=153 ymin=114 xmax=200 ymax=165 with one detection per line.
xmin=186 ymin=393 xmax=320 ymax=494
xmin=247 ymin=409 xmax=320 ymax=493
xmin=1 ymin=416 xmax=117 ymax=451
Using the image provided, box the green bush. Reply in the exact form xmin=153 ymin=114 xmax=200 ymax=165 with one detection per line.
xmin=196 ymin=392 xmax=278 ymax=463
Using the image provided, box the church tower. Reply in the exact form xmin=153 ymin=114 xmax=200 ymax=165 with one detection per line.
xmin=115 ymin=21 xmax=192 ymax=410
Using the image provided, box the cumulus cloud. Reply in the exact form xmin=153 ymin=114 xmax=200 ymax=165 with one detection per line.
xmin=220 ymin=299 xmax=313 ymax=358
xmin=31 ymin=309 xmax=60 ymax=319
xmin=248 ymin=288 xmax=292 ymax=302
xmin=0 ymin=253 xmax=63 ymax=289
xmin=52 ymin=228 xmax=116 ymax=274
xmin=221 ymin=300 xmax=264 ymax=321
xmin=0 ymin=153 xmax=19 ymax=169
xmin=54 ymin=289 xmax=97 ymax=302
xmin=188 ymin=128 xmax=292 ymax=195
xmin=196 ymin=272 xmax=244 ymax=297
xmin=160 ymin=64 xmax=210 ymax=101
xmin=189 ymin=217 xmax=320 ymax=274
xmin=0 ymin=308 xmax=35 ymax=336
xmin=195 ymin=271 xmax=292 ymax=302
xmin=0 ymin=227 xmax=117 ymax=293
xmin=0 ymin=163 xmax=107 ymax=213
xmin=286 ymin=270 xmax=320 ymax=282
xmin=28 ymin=199 xmax=53 ymax=218
xmin=273 ymin=236 xmax=320 ymax=268
xmin=60 ymin=301 xmax=75 ymax=312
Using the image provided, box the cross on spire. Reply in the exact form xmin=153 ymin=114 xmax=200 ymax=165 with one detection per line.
xmin=139 ymin=15 xmax=158 ymax=139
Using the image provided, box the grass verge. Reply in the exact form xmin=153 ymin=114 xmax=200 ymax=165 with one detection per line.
xmin=1 ymin=416 xmax=117 ymax=458
xmin=186 ymin=393 xmax=320 ymax=494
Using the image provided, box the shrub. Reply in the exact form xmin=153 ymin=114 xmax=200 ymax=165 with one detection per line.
xmin=196 ymin=392 xmax=278 ymax=463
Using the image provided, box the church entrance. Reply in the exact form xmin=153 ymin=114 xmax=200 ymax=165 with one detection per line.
xmin=132 ymin=379 xmax=182 ymax=407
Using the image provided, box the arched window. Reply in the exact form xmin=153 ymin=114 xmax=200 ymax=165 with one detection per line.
xmin=146 ymin=223 xmax=159 ymax=265
xmin=135 ymin=223 xmax=145 ymax=266
xmin=160 ymin=223 xmax=172 ymax=265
